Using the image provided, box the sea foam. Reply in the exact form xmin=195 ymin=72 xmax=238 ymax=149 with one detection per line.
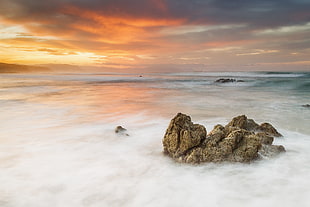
xmin=0 ymin=72 xmax=309 ymax=206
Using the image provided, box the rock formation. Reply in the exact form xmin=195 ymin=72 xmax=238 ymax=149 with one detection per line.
xmin=163 ymin=113 xmax=285 ymax=164
xmin=215 ymin=78 xmax=245 ymax=83
xmin=115 ymin=126 xmax=129 ymax=136
xmin=215 ymin=78 xmax=236 ymax=83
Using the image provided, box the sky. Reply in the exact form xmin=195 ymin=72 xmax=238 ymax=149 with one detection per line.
xmin=0 ymin=0 xmax=309 ymax=71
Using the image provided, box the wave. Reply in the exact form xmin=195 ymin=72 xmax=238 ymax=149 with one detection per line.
xmin=163 ymin=71 xmax=308 ymax=78
xmin=2 ymin=72 xmax=309 ymax=93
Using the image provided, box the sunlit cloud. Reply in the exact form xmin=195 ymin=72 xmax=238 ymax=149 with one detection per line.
xmin=0 ymin=0 xmax=309 ymax=70
xmin=236 ymin=49 xmax=279 ymax=56
xmin=257 ymin=22 xmax=310 ymax=35
xmin=159 ymin=24 xmax=246 ymax=35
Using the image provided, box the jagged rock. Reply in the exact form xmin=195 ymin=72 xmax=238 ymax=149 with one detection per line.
xmin=225 ymin=115 xmax=260 ymax=131
xmin=255 ymin=132 xmax=274 ymax=145
xmin=162 ymin=113 xmax=285 ymax=164
xmin=225 ymin=115 xmax=282 ymax=137
xmin=202 ymin=128 xmax=261 ymax=163
xmin=115 ymin=126 xmax=129 ymax=136
xmin=162 ymin=113 xmax=206 ymax=158
xmin=259 ymin=123 xmax=282 ymax=137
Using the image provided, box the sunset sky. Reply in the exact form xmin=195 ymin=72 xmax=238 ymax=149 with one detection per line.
xmin=0 ymin=0 xmax=309 ymax=71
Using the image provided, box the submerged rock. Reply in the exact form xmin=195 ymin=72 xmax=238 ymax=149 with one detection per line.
xmin=259 ymin=144 xmax=286 ymax=157
xmin=115 ymin=126 xmax=129 ymax=136
xmin=162 ymin=113 xmax=285 ymax=164
xmin=215 ymin=78 xmax=236 ymax=83
xmin=215 ymin=78 xmax=245 ymax=83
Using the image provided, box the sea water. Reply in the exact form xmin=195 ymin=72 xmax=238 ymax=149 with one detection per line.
xmin=0 ymin=71 xmax=309 ymax=207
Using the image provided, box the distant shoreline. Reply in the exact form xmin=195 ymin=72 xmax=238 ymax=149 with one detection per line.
xmin=0 ymin=62 xmax=51 ymax=73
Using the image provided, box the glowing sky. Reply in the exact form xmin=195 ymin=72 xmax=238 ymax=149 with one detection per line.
xmin=0 ymin=0 xmax=309 ymax=70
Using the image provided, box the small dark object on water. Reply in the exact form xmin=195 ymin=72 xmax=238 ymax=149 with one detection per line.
xmin=302 ymin=104 xmax=310 ymax=108
xmin=139 ymin=75 xmax=143 ymax=77
xmin=215 ymin=78 xmax=245 ymax=83
xmin=215 ymin=78 xmax=236 ymax=83
xmin=115 ymin=126 xmax=129 ymax=136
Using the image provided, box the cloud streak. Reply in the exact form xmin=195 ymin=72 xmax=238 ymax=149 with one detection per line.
xmin=0 ymin=0 xmax=309 ymax=70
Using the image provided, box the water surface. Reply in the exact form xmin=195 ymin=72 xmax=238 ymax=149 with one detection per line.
xmin=1 ymin=71 xmax=310 ymax=207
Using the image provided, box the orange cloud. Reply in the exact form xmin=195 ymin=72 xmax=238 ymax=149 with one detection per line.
xmin=63 ymin=4 xmax=183 ymax=27
xmin=203 ymin=39 xmax=257 ymax=48
xmin=58 ymin=5 xmax=185 ymax=45
xmin=0 ymin=1 xmax=309 ymax=70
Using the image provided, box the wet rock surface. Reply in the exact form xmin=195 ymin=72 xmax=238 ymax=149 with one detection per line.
xmin=163 ymin=113 xmax=285 ymax=164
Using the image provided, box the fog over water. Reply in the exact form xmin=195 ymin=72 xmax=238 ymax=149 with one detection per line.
xmin=0 ymin=71 xmax=310 ymax=207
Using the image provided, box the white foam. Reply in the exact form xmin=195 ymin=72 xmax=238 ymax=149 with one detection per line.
xmin=1 ymin=72 xmax=310 ymax=207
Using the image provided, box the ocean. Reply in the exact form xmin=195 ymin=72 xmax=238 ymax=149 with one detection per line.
xmin=0 ymin=71 xmax=310 ymax=207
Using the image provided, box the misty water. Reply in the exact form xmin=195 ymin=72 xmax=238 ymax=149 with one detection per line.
xmin=1 ymin=71 xmax=310 ymax=207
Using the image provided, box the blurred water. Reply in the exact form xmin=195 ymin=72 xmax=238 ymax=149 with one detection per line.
xmin=0 ymin=71 xmax=310 ymax=207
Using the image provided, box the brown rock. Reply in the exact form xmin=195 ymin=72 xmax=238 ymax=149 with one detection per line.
xmin=183 ymin=129 xmax=261 ymax=163
xmin=162 ymin=113 xmax=206 ymax=158
xmin=162 ymin=113 xmax=285 ymax=164
xmin=259 ymin=123 xmax=282 ymax=137
xmin=208 ymin=124 xmax=226 ymax=145
xmin=256 ymin=132 xmax=274 ymax=145
xmin=225 ymin=115 xmax=260 ymax=131
xmin=226 ymin=115 xmax=248 ymax=129
xmin=115 ymin=126 xmax=129 ymax=136
xmin=228 ymin=133 xmax=261 ymax=162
